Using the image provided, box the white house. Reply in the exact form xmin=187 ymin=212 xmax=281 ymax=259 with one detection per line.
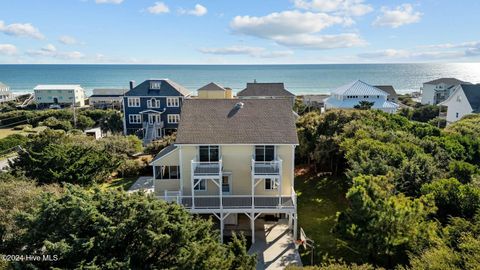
xmin=420 ymin=78 xmax=468 ymax=105
xmin=34 ymin=84 xmax=85 ymax=108
xmin=439 ymin=84 xmax=480 ymax=124
xmin=324 ymin=80 xmax=399 ymax=113
xmin=0 ymin=82 xmax=15 ymax=103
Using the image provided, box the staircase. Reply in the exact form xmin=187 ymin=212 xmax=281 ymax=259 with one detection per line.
xmin=142 ymin=121 xmax=164 ymax=145
xmin=17 ymin=93 xmax=35 ymax=108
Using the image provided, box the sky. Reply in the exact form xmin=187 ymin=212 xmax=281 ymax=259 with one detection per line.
xmin=1 ymin=0 xmax=480 ymax=64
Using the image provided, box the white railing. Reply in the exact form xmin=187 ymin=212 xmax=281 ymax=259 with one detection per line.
xmin=157 ymin=194 xmax=296 ymax=210
xmin=191 ymin=157 xmax=222 ymax=177
xmin=251 ymin=158 xmax=282 ymax=175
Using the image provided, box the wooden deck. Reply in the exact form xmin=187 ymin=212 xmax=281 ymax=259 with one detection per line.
xmin=162 ymin=195 xmax=295 ymax=210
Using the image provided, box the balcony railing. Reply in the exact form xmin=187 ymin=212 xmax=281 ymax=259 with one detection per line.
xmin=157 ymin=194 xmax=295 ymax=210
xmin=252 ymin=158 xmax=282 ymax=175
xmin=191 ymin=157 xmax=222 ymax=177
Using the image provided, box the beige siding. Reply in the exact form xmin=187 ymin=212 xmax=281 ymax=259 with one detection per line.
xmin=198 ymin=90 xmax=227 ymax=99
xmin=152 ymin=148 xmax=179 ymax=166
xmin=155 ymin=179 xmax=180 ymax=196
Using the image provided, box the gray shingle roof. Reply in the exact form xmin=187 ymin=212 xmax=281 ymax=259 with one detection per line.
xmin=198 ymin=82 xmax=225 ymax=91
xmin=237 ymin=83 xmax=295 ymax=97
xmin=175 ymin=99 xmax=299 ymax=145
xmin=461 ymin=84 xmax=480 ymax=113
xmin=125 ymin=79 xmax=190 ymax=97
xmin=374 ymin=85 xmax=397 ymax=97
xmin=332 ymin=80 xmax=388 ymax=96
xmin=151 ymin=145 xmax=178 ymax=163
xmin=424 ymin=78 xmax=468 ymax=85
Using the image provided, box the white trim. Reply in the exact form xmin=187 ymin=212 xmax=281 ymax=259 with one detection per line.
xmin=128 ymin=114 xmax=141 ymax=124
xmin=175 ymin=143 xmax=299 ymax=146
xmin=194 ymin=178 xmax=207 ymax=191
xmin=222 ymin=172 xmax=232 ymax=195
xmin=264 ymin=177 xmax=279 ymax=191
xmin=127 ymin=97 xmax=140 ymax=107
xmin=147 ymin=98 xmax=161 ymax=108
xmin=166 ymin=97 xmax=180 ymax=107
xmin=167 ymin=114 xmax=180 ymax=124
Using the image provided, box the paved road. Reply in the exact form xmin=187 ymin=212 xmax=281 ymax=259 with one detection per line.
xmin=249 ymin=219 xmax=302 ymax=270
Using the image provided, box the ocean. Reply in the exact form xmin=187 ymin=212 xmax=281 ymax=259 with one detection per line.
xmin=0 ymin=63 xmax=479 ymax=96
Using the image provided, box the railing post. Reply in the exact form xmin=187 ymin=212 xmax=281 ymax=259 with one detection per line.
xmin=219 ymin=159 xmax=223 ymax=210
xmin=278 ymin=159 xmax=282 ymax=207
xmin=191 ymin=159 xmax=195 ymax=209
xmin=251 ymin=158 xmax=255 ymax=210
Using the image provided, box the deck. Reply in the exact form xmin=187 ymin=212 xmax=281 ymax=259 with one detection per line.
xmin=161 ymin=195 xmax=295 ymax=210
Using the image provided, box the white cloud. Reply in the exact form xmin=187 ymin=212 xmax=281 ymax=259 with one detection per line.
xmin=26 ymin=44 xmax=85 ymax=60
xmin=0 ymin=20 xmax=45 ymax=39
xmin=58 ymin=35 xmax=78 ymax=45
xmin=358 ymin=48 xmax=468 ymax=61
xmin=147 ymin=2 xmax=170 ymax=14
xmin=358 ymin=49 xmax=410 ymax=59
xmin=293 ymin=0 xmax=373 ymax=16
xmin=95 ymin=0 xmax=123 ymax=4
xmin=0 ymin=44 xmax=18 ymax=55
xmin=180 ymin=4 xmax=208 ymax=16
xmin=199 ymin=45 xmax=293 ymax=58
xmin=373 ymin=4 xmax=422 ymax=28
xmin=230 ymin=11 xmax=366 ymax=49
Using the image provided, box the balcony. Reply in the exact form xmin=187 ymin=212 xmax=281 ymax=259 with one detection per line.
xmin=252 ymin=158 xmax=282 ymax=176
xmin=157 ymin=194 xmax=295 ymax=211
xmin=191 ymin=157 xmax=222 ymax=177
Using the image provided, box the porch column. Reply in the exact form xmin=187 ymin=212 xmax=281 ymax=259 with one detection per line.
xmin=251 ymin=158 xmax=255 ymax=209
xmin=220 ymin=212 xmax=224 ymax=243
xmin=191 ymin=160 xmax=195 ymax=209
xmin=152 ymin=164 xmax=157 ymax=180
xmin=250 ymin=212 xmax=255 ymax=244
xmin=278 ymin=159 xmax=283 ymax=206
xmin=293 ymin=214 xmax=298 ymax=242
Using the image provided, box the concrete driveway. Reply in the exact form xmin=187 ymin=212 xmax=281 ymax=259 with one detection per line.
xmin=249 ymin=219 xmax=302 ymax=270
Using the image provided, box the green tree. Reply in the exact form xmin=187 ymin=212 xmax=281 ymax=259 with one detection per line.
xmin=448 ymin=160 xmax=479 ymax=184
xmin=11 ymin=130 xmax=120 ymax=185
xmin=354 ymin=101 xmax=375 ymax=110
xmin=10 ymin=185 xmax=256 ymax=269
xmin=334 ymin=174 xmax=439 ymax=267
xmin=421 ymin=178 xmax=480 ymax=222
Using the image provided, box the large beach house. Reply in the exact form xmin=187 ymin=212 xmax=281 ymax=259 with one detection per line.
xmin=0 ymin=82 xmax=14 ymax=103
xmin=89 ymin=88 xmax=127 ymax=109
xmin=150 ymin=98 xmax=299 ymax=243
xmin=420 ymin=78 xmax=469 ymax=105
xmin=122 ymin=79 xmax=190 ymax=144
xmin=439 ymin=84 xmax=480 ymax=124
xmin=34 ymin=84 xmax=85 ymax=109
xmin=324 ymin=80 xmax=399 ymax=113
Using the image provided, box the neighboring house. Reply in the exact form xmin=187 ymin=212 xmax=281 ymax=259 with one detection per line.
xmin=302 ymin=94 xmax=329 ymax=110
xmin=375 ymin=85 xmax=398 ymax=103
xmin=197 ymin=82 xmax=233 ymax=99
xmin=150 ymin=99 xmax=299 ymax=243
xmin=0 ymin=82 xmax=15 ymax=103
xmin=34 ymin=85 xmax=85 ymax=109
xmin=123 ymin=79 xmax=190 ymax=144
xmin=324 ymin=80 xmax=399 ymax=113
xmin=439 ymin=84 xmax=480 ymax=124
xmin=89 ymin=88 xmax=127 ymax=109
xmin=237 ymin=82 xmax=295 ymax=105
xmin=84 ymin=127 xmax=104 ymax=140
xmin=420 ymin=78 xmax=469 ymax=105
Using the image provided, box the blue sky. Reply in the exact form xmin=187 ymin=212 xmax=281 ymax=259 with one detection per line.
xmin=1 ymin=0 xmax=480 ymax=64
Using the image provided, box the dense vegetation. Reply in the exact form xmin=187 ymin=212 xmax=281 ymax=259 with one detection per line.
xmin=296 ymin=110 xmax=480 ymax=269
xmin=0 ymin=108 xmax=123 ymax=133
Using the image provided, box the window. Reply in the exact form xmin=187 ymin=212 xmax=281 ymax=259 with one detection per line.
xmin=147 ymin=98 xmax=160 ymax=108
xmin=167 ymin=114 xmax=180 ymax=124
xmin=150 ymin=81 xmax=161 ymax=89
xmin=265 ymin=178 xmax=278 ymax=190
xmin=456 ymin=112 xmax=459 ymax=118
xmin=37 ymin=97 xmax=41 ymax=100
xmin=127 ymin=98 xmax=140 ymax=107
xmin=194 ymin=179 xmax=206 ymax=191
xmin=167 ymin=97 xmax=179 ymax=107
xmin=199 ymin=146 xmax=219 ymax=162
xmin=129 ymin=114 xmax=141 ymax=124
xmin=255 ymin=145 xmax=275 ymax=161
xmin=456 ymin=96 xmax=462 ymax=102
xmin=156 ymin=166 xmax=180 ymax=179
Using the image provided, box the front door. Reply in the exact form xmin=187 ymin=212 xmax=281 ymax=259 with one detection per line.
xmin=222 ymin=174 xmax=231 ymax=194
xmin=148 ymin=114 xmax=160 ymax=124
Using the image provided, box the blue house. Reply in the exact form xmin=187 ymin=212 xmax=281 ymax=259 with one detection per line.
xmin=122 ymin=79 xmax=191 ymax=144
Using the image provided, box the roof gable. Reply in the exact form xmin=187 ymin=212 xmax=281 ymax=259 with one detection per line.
xmin=198 ymin=82 xmax=225 ymax=91
xmin=461 ymin=84 xmax=480 ymax=113
xmin=332 ymin=80 xmax=388 ymax=96
xmin=237 ymin=82 xmax=295 ymax=97
xmin=374 ymin=85 xmax=397 ymax=97
xmin=175 ymin=99 xmax=298 ymax=145
xmin=125 ymin=79 xmax=190 ymax=97
xmin=424 ymin=78 xmax=468 ymax=85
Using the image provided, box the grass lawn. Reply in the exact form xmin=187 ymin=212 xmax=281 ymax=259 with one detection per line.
xmin=0 ymin=128 xmax=21 ymax=139
xmin=99 ymin=177 xmax=137 ymax=191
xmin=295 ymin=167 xmax=361 ymax=265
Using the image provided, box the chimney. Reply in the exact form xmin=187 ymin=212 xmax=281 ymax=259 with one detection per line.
xmin=129 ymin=80 xmax=135 ymax=90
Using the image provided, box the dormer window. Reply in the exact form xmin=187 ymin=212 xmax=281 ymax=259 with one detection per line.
xmin=150 ymin=81 xmax=161 ymax=89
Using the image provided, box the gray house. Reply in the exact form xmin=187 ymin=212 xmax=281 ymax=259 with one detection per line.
xmin=237 ymin=82 xmax=295 ymax=105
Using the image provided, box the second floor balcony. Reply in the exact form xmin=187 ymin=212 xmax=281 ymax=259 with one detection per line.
xmin=191 ymin=156 xmax=223 ymax=177
xmin=252 ymin=157 xmax=282 ymax=176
